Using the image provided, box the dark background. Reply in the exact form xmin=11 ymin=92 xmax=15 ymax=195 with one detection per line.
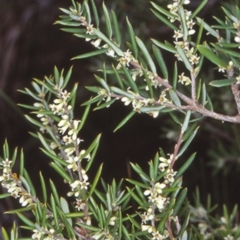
xmin=1 ymin=0 xmax=240 ymax=236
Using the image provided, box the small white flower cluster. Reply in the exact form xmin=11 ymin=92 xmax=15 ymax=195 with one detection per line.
xmin=32 ymin=227 xmax=57 ymax=240
xmin=121 ymin=89 xmax=159 ymax=117
xmin=141 ymin=183 xmax=168 ymax=239
xmin=0 ymin=158 xmax=35 ymax=207
xmin=233 ymin=20 xmax=240 ymax=48
xmin=159 ymin=154 xmax=177 ymax=185
xmin=218 ymin=61 xmax=240 ymax=84
xmin=48 ymin=87 xmax=91 ymax=201
xmin=35 ymin=84 xmax=92 ymax=225
xmin=140 ymin=154 xmax=177 ymax=239
xmin=92 ymin=230 xmax=115 ymax=240
xmin=116 ymin=49 xmax=136 ymax=70
xmin=178 ymin=72 xmax=191 ymax=86
xmin=167 ymin=0 xmax=199 ymax=85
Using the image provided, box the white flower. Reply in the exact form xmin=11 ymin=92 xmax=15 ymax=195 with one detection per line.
xmin=91 ymin=38 xmax=102 ymax=48
xmin=218 ymin=66 xmax=226 ymax=73
xmin=224 ymin=235 xmax=233 ymax=240
xmin=173 ymin=30 xmax=183 ymax=41
xmin=178 ymin=72 xmax=191 ymax=85
xmin=106 ymin=48 xmax=116 ymax=57
xmin=121 ymin=97 xmax=132 ymax=106
xmin=86 ymin=24 xmax=94 ymax=35
xmin=234 ymin=36 xmax=240 ymax=43
xmin=68 ymin=120 xmax=80 ymax=140
xmin=141 ymin=225 xmax=155 ymax=233
xmin=109 ymin=216 xmax=117 ymax=226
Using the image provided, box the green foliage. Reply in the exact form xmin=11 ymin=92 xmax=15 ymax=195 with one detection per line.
xmin=1 ymin=0 xmax=240 ymax=239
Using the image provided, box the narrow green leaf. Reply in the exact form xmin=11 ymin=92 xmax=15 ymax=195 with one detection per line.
xmin=55 ymin=20 xmax=81 ymax=27
xmin=136 ymin=37 xmax=156 ymax=74
xmin=17 ymin=213 xmax=35 ymax=228
xmin=64 ymin=212 xmax=85 ymax=218
xmin=177 ymin=214 xmax=190 ymax=237
xmin=94 ymin=99 xmax=116 ymax=110
xmin=60 ymin=197 xmax=72 ymax=226
xmin=126 ymin=18 xmax=138 ymax=58
xmin=173 ymin=62 xmax=178 ymax=89
xmin=50 ymin=195 xmax=59 ymax=230
xmin=50 ymin=179 xmax=60 ymax=206
xmin=195 ymin=20 xmax=204 ymax=47
xmin=140 ymin=105 xmax=165 ymax=112
xmin=201 ymin=82 xmax=207 ymax=106
xmin=176 ymin=46 xmax=192 ymax=71
xmin=76 ymin=222 xmax=100 ymax=232
xmin=169 ymin=112 xmax=182 ymax=125
xmin=191 ymin=0 xmax=208 ymax=19
xmin=78 ymin=104 xmax=91 ymax=131
xmin=50 ymin=162 xmax=72 ymax=182
xmin=169 ymin=90 xmax=181 ymax=107
xmin=82 ymin=134 xmax=101 ymax=159
xmin=152 ymin=45 xmax=168 ymax=79
xmin=60 ymin=28 xmax=86 ymax=34
xmin=212 ymin=43 xmax=240 ymax=58
xmin=151 ymin=9 xmax=178 ymax=30
xmin=24 ymin=88 xmax=41 ymax=101
xmin=62 ymin=66 xmax=73 ymax=89
xmin=94 ymin=74 xmax=111 ymax=93
xmin=74 ymin=33 xmax=96 ymax=39
xmin=19 ymin=149 xmax=24 ymax=176
xmin=38 ymin=132 xmax=53 ymax=153
xmin=81 ymin=95 xmax=104 ymax=106
xmin=111 ymin=87 xmax=133 ymax=98
xmin=181 ymin=110 xmax=191 ymax=133
xmin=1 ymin=227 xmax=10 ymax=240
xmin=142 ymin=68 xmax=154 ymax=98
xmin=54 ymin=66 xmax=60 ymax=84
xmin=150 ymin=2 xmax=176 ymax=18
xmin=39 ymin=172 xmax=47 ymax=202
xmin=17 ymin=103 xmax=38 ymax=110
xmin=111 ymin=10 xmax=121 ymax=45
xmin=175 ymin=153 xmax=196 ymax=179
xmin=179 ymin=6 xmax=188 ymax=40
xmin=85 ymin=86 xmax=100 ymax=93
xmin=126 ymin=179 xmax=149 ymax=189
xmin=130 ymin=163 xmax=150 ymax=182
xmin=40 ymin=148 xmax=67 ymax=166
xmin=127 ymin=187 xmax=144 ymax=207
xmin=24 ymin=115 xmax=43 ymax=129
xmin=196 ymin=18 xmax=219 ymax=38
xmin=90 ymin=0 xmax=99 ymax=27
xmin=112 ymin=65 xmax=124 ymax=89
xmin=209 ymin=78 xmax=236 ymax=87
xmin=88 ymin=164 xmax=103 ymax=198
xmin=206 ymin=93 xmax=214 ymax=111
xmin=0 ymin=193 xmax=11 ymax=199
xmin=114 ymin=111 xmax=136 ymax=132
xmin=21 ymin=169 xmax=36 ymax=197
xmin=85 ymin=136 xmax=100 ymax=172
xmin=151 ymin=39 xmax=176 ymax=53
xmin=93 ymin=28 xmax=123 ymax=56
xmin=102 ymin=2 xmax=112 ymax=39
xmin=71 ymin=48 xmax=108 ymax=60
xmin=121 ymin=65 xmax=139 ymax=93
xmin=173 ymin=188 xmax=187 ymax=216
xmin=83 ymin=1 xmax=91 ymax=24
xmin=5 ymin=206 xmax=33 ymax=214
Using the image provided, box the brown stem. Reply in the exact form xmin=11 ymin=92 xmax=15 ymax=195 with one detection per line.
xmin=191 ymin=71 xmax=197 ymax=103
xmin=231 ymin=83 xmax=240 ymax=115
xmin=170 ymin=131 xmax=183 ymax=169
xmin=130 ymin=61 xmax=240 ymax=123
